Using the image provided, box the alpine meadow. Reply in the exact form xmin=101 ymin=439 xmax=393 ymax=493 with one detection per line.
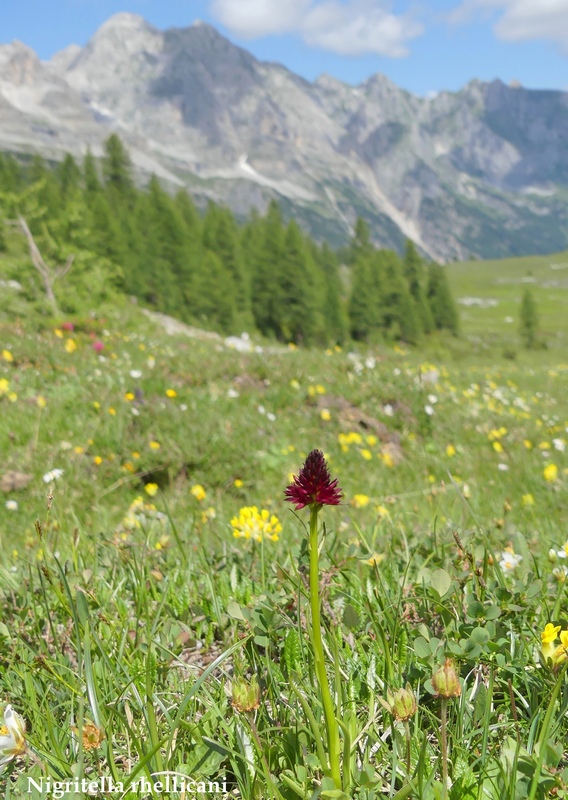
xmin=1 ymin=24 xmax=568 ymax=800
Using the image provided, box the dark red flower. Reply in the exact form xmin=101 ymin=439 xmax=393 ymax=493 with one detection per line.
xmin=284 ymin=449 xmax=342 ymax=510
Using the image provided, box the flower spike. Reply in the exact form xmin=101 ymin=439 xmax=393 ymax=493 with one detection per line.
xmin=284 ymin=449 xmax=342 ymax=510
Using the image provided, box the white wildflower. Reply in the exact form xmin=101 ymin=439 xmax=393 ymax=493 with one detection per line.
xmin=43 ymin=469 xmax=64 ymax=483
xmin=499 ymin=551 xmax=522 ymax=571
xmin=0 ymin=705 xmax=26 ymax=772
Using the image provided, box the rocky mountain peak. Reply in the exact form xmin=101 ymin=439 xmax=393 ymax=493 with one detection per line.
xmin=0 ymin=14 xmax=567 ymax=262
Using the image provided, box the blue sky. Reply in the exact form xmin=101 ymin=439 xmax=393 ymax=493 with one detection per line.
xmin=1 ymin=0 xmax=567 ymax=96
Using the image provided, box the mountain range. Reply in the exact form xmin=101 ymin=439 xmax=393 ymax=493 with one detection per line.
xmin=0 ymin=12 xmax=567 ymax=262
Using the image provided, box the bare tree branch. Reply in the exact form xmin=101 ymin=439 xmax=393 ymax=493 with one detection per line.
xmin=6 ymin=215 xmax=75 ymax=314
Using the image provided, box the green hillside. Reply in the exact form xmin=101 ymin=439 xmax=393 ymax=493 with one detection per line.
xmin=448 ymin=250 xmax=568 ymax=346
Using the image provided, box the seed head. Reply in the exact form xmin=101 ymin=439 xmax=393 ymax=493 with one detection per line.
xmin=432 ymin=659 xmax=461 ymax=699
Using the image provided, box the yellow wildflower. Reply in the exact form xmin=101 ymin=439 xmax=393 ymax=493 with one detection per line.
xmin=149 ymin=441 xmax=161 ymax=450
xmin=166 ymin=389 xmax=177 ymax=398
xmin=365 ymin=553 xmax=386 ymax=566
xmin=74 ymin=446 xmax=84 ymax=454
xmin=0 ymin=378 xmax=9 ymax=395
xmin=231 ymin=506 xmax=282 ymax=542
xmin=541 ymin=623 xmax=562 ymax=664
xmin=320 ymin=409 xmax=331 ymax=421
xmin=191 ymin=484 xmax=206 ymax=502
xmin=124 ymin=392 xmax=135 ymax=401
xmin=144 ymin=483 xmax=159 ymax=497
xmin=2 ymin=349 xmax=13 ymax=362
xmin=360 ymin=449 xmax=372 ymax=461
xmin=201 ymin=507 xmax=216 ymax=523
xmin=108 ymin=407 xmax=116 ymax=416
xmin=524 ymin=440 xmax=533 ymax=449
xmin=234 ymin=479 xmax=244 ymax=488
xmin=351 ymin=494 xmax=370 ymax=508
xmin=64 ymin=339 xmax=77 ymax=353
xmin=54 ymin=328 xmax=63 ymax=338
xmin=446 ymin=444 xmax=456 ymax=457
xmin=552 ymin=630 xmax=568 ymax=666
xmin=93 ymin=456 xmax=103 ymax=466
xmin=521 ymin=493 xmax=535 ymax=507
xmin=544 ymin=464 xmax=558 ymax=483
xmin=493 ymin=442 xmax=504 ymax=454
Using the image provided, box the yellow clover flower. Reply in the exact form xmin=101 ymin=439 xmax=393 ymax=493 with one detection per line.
xmin=231 ymin=506 xmax=282 ymax=542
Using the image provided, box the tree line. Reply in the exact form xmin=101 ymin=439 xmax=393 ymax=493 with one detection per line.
xmin=0 ymin=134 xmax=458 ymax=344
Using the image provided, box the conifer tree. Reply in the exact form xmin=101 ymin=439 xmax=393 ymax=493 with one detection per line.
xmin=379 ymin=250 xmax=419 ymax=342
xmin=187 ymin=249 xmax=236 ymax=333
xmin=174 ymin=189 xmax=201 ymax=245
xmin=102 ymin=134 xmax=134 ymax=198
xmin=83 ymin=150 xmax=101 ymax=196
xmin=403 ymin=239 xmax=434 ymax=334
xmin=203 ymin=203 xmax=251 ymax=328
xmin=427 ymin=264 xmax=459 ymax=334
xmin=349 ymin=252 xmax=383 ymax=341
xmin=519 ymin=287 xmax=539 ymax=348
xmin=315 ymin=242 xmax=348 ymax=344
xmin=277 ymin=220 xmax=321 ymax=344
xmin=350 ymin=217 xmax=373 ymax=264
xmin=251 ymin=200 xmax=285 ymax=338
xmin=0 ymin=153 xmax=22 ymax=192
xmin=57 ymin=154 xmax=81 ymax=200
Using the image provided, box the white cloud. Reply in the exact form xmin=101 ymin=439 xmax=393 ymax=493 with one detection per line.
xmin=210 ymin=0 xmax=310 ymax=38
xmin=303 ymin=1 xmax=423 ymax=57
xmin=449 ymin=0 xmax=568 ymax=51
xmin=209 ymin=0 xmax=423 ymax=57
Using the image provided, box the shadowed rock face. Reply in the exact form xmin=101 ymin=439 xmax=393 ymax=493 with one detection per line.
xmin=0 ymin=13 xmax=567 ymax=261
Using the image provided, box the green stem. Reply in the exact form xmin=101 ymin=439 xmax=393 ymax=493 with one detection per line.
xmin=404 ymin=721 xmax=411 ymax=780
xmin=308 ymin=505 xmax=341 ymax=788
xmin=440 ymin=698 xmax=448 ymax=800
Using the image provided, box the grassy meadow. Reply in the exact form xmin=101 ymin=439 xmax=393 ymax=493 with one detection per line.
xmin=448 ymin=249 xmax=568 ymax=346
xmin=1 ymin=248 xmax=568 ymax=799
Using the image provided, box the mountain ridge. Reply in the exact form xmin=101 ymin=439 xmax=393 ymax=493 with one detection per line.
xmin=1 ymin=12 xmax=567 ymax=262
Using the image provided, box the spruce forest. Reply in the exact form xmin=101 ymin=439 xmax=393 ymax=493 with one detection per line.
xmin=0 ymin=134 xmax=458 ymax=344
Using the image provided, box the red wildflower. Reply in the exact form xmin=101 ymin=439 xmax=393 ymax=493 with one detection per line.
xmin=92 ymin=340 xmax=105 ymax=353
xmin=61 ymin=322 xmax=74 ymax=331
xmin=284 ymin=449 xmax=342 ymax=510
